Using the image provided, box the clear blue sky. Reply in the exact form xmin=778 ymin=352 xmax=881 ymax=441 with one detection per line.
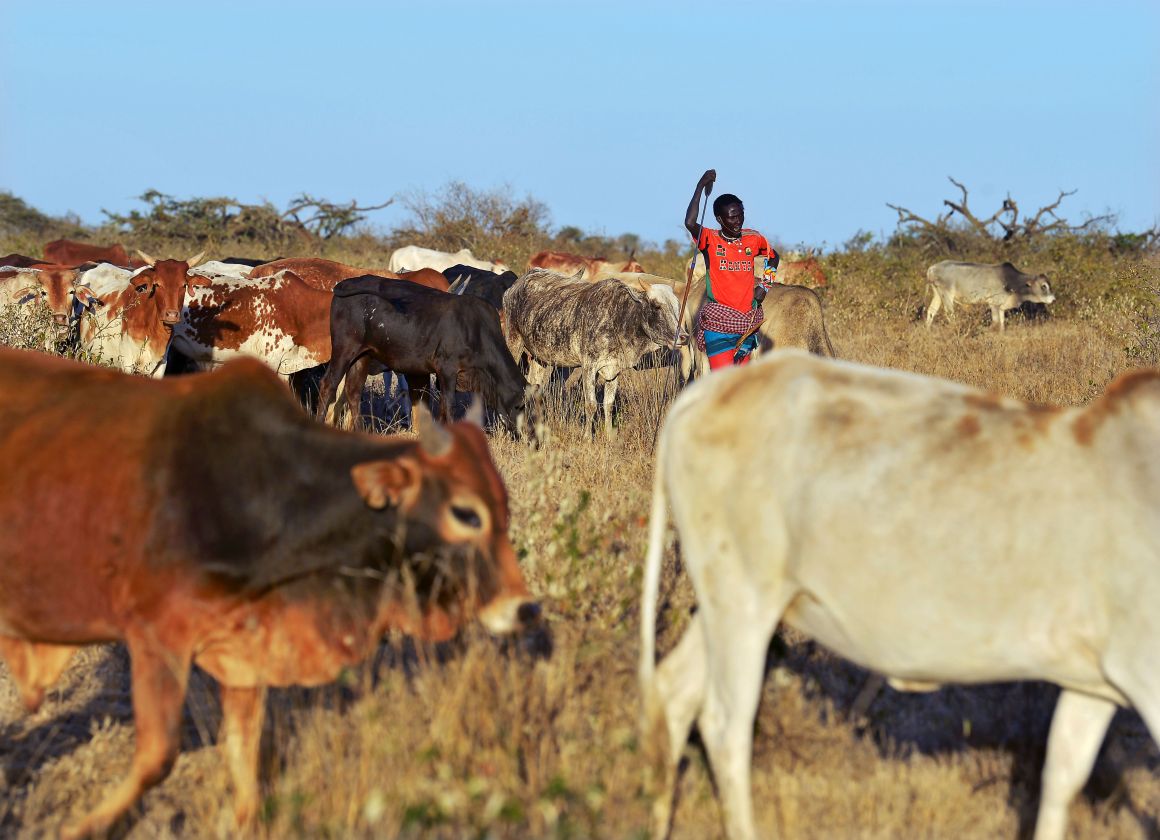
xmin=2 ymin=0 xmax=1156 ymax=250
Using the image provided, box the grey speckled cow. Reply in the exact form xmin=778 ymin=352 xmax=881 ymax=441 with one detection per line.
xmin=925 ymin=261 xmax=1055 ymax=331
xmin=503 ymin=269 xmax=685 ymax=437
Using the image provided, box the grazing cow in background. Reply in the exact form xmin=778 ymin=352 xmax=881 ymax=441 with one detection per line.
xmin=528 ymin=250 xmax=644 ymax=281
xmin=77 ymin=251 xmax=207 ymax=376
xmin=42 ymin=238 xmax=143 ymax=268
xmin=388 ymin=245 xmax=508 ymax=275
xmin=0 ymin=348 xmax=547 ymax=839
xmin=315 ymin=276 xmax=528 ymax=432
xmin=0 ymin=253 xmax=50 ymax=269
xmin=641 ymin=351 xmax=1160 ymax=840
xmin=444 ymin=264 xmax=519 ymax=312
xmin=250 ymin=257 xmax=450 ymax=292
xmin=780 ymin=255 xmax=829 ymax=287
xmin=503 ymin=269 xmax=685 ymax=436
xmin=169 ymin=270 xmax=332 ymax=386
xmin=925 ymin=260 xmax=1056 ymax=332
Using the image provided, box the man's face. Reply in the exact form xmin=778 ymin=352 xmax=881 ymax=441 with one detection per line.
xmin=716 ymin=202 xmax=744 ymax=239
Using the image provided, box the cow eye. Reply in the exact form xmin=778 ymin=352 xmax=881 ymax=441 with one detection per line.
xmin=450 ymin=505 xmax=483 ymax=529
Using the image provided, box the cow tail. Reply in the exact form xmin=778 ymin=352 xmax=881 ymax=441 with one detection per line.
xmin=639 ymin=434 xmax=669 ymax=708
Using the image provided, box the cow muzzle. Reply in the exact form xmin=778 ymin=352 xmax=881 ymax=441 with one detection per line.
xmin=162 ymin=310 xmax=181 ymax=325
xmin=52 ymin=314 xmax=69 ymax=328
xmin=480 ymin=596 xmax=552 ymax=659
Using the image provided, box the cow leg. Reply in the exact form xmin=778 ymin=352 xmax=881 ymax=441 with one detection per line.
xmin=696 ymin=605 xmax=781 ymax=840
xmin=219 ymin=684 xmax=268 ymax=829
xmin=1098 ymin=651 xmax=1160 ymax=831
xmin=992 ymin=305 xmax=1006 ymax=332
xmin=341 ymin=355 xmax=373 ymax=431
xmin=678 ymin=345 xmax=693 ymax=386
xmin=600 ymin=373 xmax=619 ymax=437
xmin=316 ymin=348 xmax=359 ymax=425
xmin=0 ymin=637 xmax=78 ymax=713
xmin=435 ymin=366 xmax=457 ymax=423
xmin=645 ymin=614 xmax=707 ymax=840
xmin=924 ymin=288 xmax=942 ymax=328
xmin=582 ymin=366 xmax=599 ymax=437
xmin=1032 ymin=690 xmax=1116 ymax=840
xmin=62 ymin=638 xmax=191 ymax=840
xmin=404 ymin=374 xmax=434 ymax=430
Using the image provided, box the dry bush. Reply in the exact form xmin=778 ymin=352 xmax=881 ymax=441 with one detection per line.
xmin=0 ymin=224 xmax=1158 ymax=838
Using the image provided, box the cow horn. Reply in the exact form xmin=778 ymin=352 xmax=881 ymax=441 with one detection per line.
xmin=136 ymin=249 xmax=157 ymax=267
xmin=464 ymin=396 xmax=484 ymax=428
xmin=413 ymin=404 xmax=452 ymax=457
xmin=185 ymin=250 xmax=205 ymax=269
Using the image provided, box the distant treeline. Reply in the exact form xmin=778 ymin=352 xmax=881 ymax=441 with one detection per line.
xmin=2 ymin=181 xmax=1156 ymax=278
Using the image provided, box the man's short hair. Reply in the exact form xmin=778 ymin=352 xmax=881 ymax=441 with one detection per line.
xmin=713 ymin=193 xmax=743 ymax=217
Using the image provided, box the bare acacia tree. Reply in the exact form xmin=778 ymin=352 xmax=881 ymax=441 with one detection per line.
xmin=887 ymin=177 xmax=1115 ymax=248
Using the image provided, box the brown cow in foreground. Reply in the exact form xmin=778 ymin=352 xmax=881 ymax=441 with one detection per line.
xmin=528 ymin=250 xmax=645 ymax=281
xmin=250 ymin=257 xmax=450 ymax=291
xmin=0 ymin=349 xmax=546 ymax=839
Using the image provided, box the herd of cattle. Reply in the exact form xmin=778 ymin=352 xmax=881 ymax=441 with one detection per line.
xmin=0 ymin=236 xmax=1138 ymax=840
xmin=0 ymin=239 xmax=851 ymax=435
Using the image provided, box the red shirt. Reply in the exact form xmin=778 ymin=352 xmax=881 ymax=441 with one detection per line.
xmin=697 ymin=228 xmax=777 ymax=312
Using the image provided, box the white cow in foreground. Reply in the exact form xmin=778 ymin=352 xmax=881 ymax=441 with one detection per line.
xmin=640 ymin=350 xmax=1160 ymax=840
xmin=387 ymin=245 xmax=507 ymax=274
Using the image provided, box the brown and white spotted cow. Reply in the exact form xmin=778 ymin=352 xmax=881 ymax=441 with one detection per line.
xmin=169 ymin=269 xmax=333 ymax=382
xmin=76 ymin=250 xmax=208 ymax=376
xmin=0 ymin=347 xmax=547 ymax=839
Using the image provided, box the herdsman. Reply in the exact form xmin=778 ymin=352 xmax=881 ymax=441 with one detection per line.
xmin=684 ymin=168 xmax=780 ymax=370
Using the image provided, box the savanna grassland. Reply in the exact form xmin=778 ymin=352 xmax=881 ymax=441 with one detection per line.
xmin=0 ymin=188 xmax=1158 ymax=838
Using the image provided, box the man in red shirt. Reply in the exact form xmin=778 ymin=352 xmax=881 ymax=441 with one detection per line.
xmin=684 ymin=169 xmax=780 ymax=370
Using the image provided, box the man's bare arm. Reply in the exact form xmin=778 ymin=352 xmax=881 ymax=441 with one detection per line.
xmin=685 ymin=169 xmax=715 ymax=241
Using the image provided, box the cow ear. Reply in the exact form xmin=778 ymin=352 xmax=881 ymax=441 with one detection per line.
xmin=74 ymin=286 xmax=97 ymax=309
xmin=414 ymin=405 xmax=453 ymax=457
xmin=351 ymin=459 xmax=418 ymax=509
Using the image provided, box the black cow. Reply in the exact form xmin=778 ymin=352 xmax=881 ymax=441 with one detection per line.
xmin=315 ymin=276 xmax=528 ymax=432
xmin=443 ymin=264 xmax=519 ymax=312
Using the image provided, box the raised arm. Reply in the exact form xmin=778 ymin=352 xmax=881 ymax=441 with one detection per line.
xmin=685 ymin=169 xmax=716 ymax=241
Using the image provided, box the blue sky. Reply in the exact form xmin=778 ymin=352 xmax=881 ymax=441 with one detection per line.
xmin=2 ymin=0 xmax=1156 ymax=250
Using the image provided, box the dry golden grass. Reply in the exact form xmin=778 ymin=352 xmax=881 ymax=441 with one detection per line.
xmin=0 ymin=247 xmax=1157 ymax=839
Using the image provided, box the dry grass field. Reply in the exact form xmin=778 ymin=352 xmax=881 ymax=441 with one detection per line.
xmin=0 ymin=229 xmax=1157 ymax=838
